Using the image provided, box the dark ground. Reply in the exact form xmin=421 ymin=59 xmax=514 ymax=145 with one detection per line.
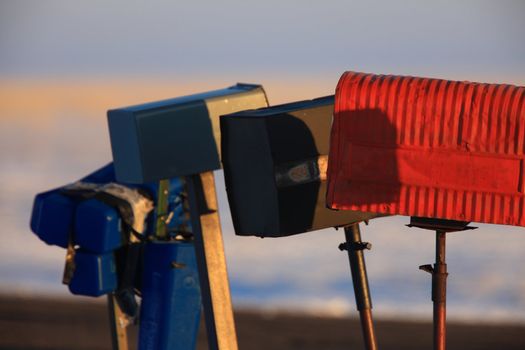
xmin=0 ymin=296 xmax=524 ymax=350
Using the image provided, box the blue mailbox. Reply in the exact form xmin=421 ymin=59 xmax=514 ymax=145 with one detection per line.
xmin=68 ymin=249 xmax=118 ymax=297
xmin=30 ymin=163 xmax=117 ymax=248
xmin=75 ymin=199 xmax=123 ymax=253
xmin=30 ymin=191 xmax=76 ymax=248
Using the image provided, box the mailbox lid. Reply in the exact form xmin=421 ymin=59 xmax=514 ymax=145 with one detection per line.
xmin=108 ymin=84 xmax=268 ymax=183
xmin=221 ymin=96 xmax=379 ymax=237
xmin=327 ymin=71 xmax=525 ymax=226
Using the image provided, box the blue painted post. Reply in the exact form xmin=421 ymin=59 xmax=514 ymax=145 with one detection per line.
xmin=139 ymin=241 xmax=201 ymax=350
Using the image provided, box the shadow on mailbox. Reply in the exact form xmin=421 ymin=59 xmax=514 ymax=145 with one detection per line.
xmin=268 ymin=114 xmax=323 ymax=233
xmin=329 ymin=108 xmax=400 ymax=209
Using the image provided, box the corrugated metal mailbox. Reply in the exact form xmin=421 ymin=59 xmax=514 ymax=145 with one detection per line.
xmin=108 ymin=83 xmax=268 ymax=183
xmin=221 ymin=96 xmax=379 ymax=237
xmin=327 ymin=71 xmax=525 ymax=226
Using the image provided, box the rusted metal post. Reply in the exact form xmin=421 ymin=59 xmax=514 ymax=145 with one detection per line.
xmin=433 ymin=231 xmax=448 ymax=350
xmin=410 ymin=217 xmax=475 ymax=350
xmin=419 ymin=230 xmax=448 ymax=350
xmin=340 ymin=223 xmax=378 ymax=350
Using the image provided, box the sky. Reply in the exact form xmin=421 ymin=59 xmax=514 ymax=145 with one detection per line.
xmin=1 ymin=0 xmax=524 ymax=82
xmin=1 ymin=0 xmax=525 ymax=322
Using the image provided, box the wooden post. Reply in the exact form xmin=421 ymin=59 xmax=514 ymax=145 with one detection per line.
xmin=107 ymin=293 xmax=130 ymax=350
xmin=185 ymin=172 xmax=238 ymax=350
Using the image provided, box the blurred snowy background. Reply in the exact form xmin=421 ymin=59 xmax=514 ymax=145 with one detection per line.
xmin=1 ymin=0 xmax=525 ymax=323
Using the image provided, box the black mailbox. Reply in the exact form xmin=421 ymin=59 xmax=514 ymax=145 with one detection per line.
xmin=221 ymin=96 xmax=380 ymax=237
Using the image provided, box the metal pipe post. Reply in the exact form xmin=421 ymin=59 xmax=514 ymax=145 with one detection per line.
xmin=433 ymin=231 xmax=447 ymax=350
xmin=342 ymin=224 xmax=378 ymax=350
xmin=411 ymin=217 xmax=473 ymax=350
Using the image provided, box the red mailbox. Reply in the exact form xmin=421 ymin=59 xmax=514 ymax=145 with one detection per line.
xmin=327 ymin=71 xmax=525 ymax=226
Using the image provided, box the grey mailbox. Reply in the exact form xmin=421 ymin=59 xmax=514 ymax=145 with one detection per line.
xmin=107 ymin=83 xmax=268 ymax=183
